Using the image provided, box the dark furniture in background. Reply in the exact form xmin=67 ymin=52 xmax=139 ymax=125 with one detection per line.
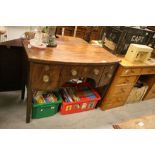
xmin=0 ymin=39 xmax=26 ymax=99
xmin=103 ymin=26 xmax=155 ymax=55
xmin=56 ymin=26 xmax=104 ymax=42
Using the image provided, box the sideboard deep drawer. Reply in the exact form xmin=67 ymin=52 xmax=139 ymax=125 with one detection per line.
xmin=31 ymin=63 xmax=61 ymax=90
xmin=99 ymin=65 xmax=116 ymax=86
xmin=81 ymin=66 xmax=104 ymax=85
xmin=59 ymin=65 xmax=82 ymax=86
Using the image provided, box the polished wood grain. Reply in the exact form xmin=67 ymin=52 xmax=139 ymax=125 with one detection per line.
xmin=119 ymin=67 xmax=142 ymax=76
xmin=141 ymin=67 xmax=155 ymax=74
xmin=113 ymin=76 xmax=138 ymax=85
xmin=23 ymin=36 xmax=120 ymax=64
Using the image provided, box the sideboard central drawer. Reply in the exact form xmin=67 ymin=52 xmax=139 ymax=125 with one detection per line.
xmin=31 ymin=63 xmax=61 ymax=90
xmin=81 ymin=66 xmax=104 ymax=84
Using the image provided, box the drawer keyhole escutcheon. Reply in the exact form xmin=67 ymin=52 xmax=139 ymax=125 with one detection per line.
xmin=94 ymin=69 xmax=99 ymax=75
xmin=45 ymin=65 xmax=50 ymax=71
xmin=71 ymin=69 xmax=77 ymax=76
xmin=43 ymin=75 xmax=50 ymax=83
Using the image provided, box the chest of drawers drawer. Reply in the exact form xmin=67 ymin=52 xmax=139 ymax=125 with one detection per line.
xmin=141 ymin=67 xmax=155 ymax=75
xmin=111 ymin=84 xmax=134 ymax=96
xmin=101 ymin=95 xmax=127 ymax=110
xmin=31 ymin=63 xmax=62 ymax=90
xmin=120 ymin=68 xmax=142 ymax=76
xmin=114 ymin=76 xmax=138 ymax=85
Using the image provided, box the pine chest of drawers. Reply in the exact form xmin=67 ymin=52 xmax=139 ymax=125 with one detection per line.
xmin=100 ymin=58 xmax=155 ymax=110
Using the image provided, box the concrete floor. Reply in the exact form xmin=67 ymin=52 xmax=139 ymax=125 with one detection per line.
xmin=0 ymin=90 xmax=155 ymax=129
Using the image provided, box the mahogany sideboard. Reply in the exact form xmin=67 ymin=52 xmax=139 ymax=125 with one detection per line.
xmin=100 ymin=58 xmax=155 ymax=110
xmin=23 ymin=36 xmax=120 ymax=123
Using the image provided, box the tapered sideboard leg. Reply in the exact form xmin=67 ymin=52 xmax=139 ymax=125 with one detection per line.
xmin=26 ymin=86 xmax=32 ymax=123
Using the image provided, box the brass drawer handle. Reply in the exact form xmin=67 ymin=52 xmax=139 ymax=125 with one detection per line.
xmin=94 ymin=68 xmax=99 ymax=75
xmin=43 ymin=75 xmax=50 ymax=83
xmin=71 ymin=69 xmax=77 ymax=76
xmin=106 ymin=73 xmax=112 ymax=78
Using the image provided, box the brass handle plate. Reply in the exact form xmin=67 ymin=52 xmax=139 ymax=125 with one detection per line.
xmin=71 ymin=69 xmax=77 ymax=76
xmin=43 ymin=75 xmax=50 ymax=83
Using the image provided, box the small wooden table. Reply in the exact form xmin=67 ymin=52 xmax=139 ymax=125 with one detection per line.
xmin=23 ymin=36 xmax=120 ymax=123
xmin=113 ymin=114 xmax=155 ymax=129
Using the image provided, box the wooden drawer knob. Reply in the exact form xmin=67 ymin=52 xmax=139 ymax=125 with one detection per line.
xmin=43 ymin=75 xmax=50 ymax=83
xmin=71 ymin=69 xmax=77 ymax=76
xmin=125 ymin=69 xmax=129 ymax=74
xmin=94 ymin=68 xmax=99 ymax=75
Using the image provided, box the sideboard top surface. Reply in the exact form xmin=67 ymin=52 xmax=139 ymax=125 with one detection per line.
xmin=23 ymin=36 xmax=120 ymax=65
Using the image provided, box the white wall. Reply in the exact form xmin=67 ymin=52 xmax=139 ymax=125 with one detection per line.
xmin=5 ymin=26 xmax=37 ymax=40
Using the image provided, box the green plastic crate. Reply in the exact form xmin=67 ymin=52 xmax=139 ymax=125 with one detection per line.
xmin=32 ymin=91 xmax=62 ymax=119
